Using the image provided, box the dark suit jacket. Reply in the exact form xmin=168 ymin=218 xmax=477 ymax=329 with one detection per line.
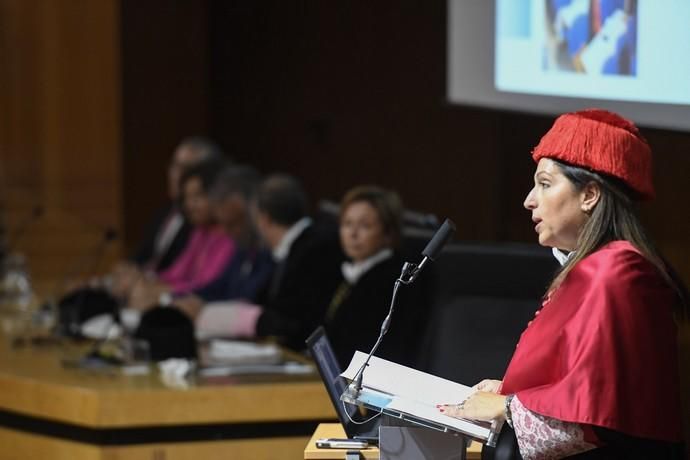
xmin=194 ymin=246 xmax=275 ymax=303
xmin=131 ymin=203 xmax=191 ymax=272
xmin=255 ymin=222 xmax=344 ymax=351
xmin=323 ymin=254 xmax=429 ymax=369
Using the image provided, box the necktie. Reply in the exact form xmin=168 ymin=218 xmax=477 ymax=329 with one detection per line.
xmin=325 ymin=280 xmax=352 ymax=323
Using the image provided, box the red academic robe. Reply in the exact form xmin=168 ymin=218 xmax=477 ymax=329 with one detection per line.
xmin=501 ymin=240 xmax=683 ymax=442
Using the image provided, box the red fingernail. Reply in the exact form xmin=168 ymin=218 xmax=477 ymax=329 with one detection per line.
xmin=439 ymin=408 xmax=445 ymax=412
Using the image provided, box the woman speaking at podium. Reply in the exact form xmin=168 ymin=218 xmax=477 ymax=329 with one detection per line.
xmin=439 ymin=109 xmax=687 ymax=459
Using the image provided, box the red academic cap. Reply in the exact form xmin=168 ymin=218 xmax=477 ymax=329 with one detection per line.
xmin=532 ymin=109 xmax=654 ymax=200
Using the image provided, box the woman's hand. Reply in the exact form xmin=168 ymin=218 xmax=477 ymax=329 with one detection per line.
xmin=472 ymin=379 xmax=502 ymax=393
xmin=109 ymin=262 xmax=143 ymax=299
xmin=174 ymin=295 xmax=204 ymax=320
xmin=437 ymin=391 xmax=506 ymax=422
xmin=127 ymin=279 xmax=168 ymax=311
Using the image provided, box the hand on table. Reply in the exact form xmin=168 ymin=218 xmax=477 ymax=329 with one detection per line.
xmin=127 ymin=278 xmax=168 ymax=311
xmin=174 ymin=295 xmax=204 ymax=320
xmin=109 ymin=262 xmax=144 ymax=299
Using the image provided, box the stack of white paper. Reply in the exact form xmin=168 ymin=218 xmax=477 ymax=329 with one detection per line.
xmin=341 ymin=351 xmax=493 ymax=441
xmin=205 ymin=340 xmax=282 ymax=365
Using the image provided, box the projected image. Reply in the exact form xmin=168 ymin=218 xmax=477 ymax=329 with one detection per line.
xmin=544 ymin=0 xmax=638 ymax=75
xmin=450 ymin=0 xmax=690 ymax=127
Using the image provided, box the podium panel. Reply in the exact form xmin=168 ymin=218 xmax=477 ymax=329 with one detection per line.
xmin=379 ymin=426 xmax=466 ymax=460
xmin=303 ymin=424 xmax=483 ymax=460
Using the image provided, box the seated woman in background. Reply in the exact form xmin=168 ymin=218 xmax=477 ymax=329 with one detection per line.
xmin=324 ymin=185 xmax=427 ymax=368
xmin=130 ymin=137 xmax=225 ymax=273
xmin=106 ymin=138 xmax=224 ymax=299
xmin=128 ymin=159 xmax=235 ymax=307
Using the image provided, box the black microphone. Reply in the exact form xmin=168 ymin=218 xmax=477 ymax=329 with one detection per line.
xmin=86 ymin=228 xmax=118 ymax=275
xmin=347 ymin=218 xmax=456 ymax=397
xmin=406 ymin=218 xmax=456 ymax=284
xmin=6 ymin=205 xmax=44 ymax=250
xmin=55 ymin=227 xmax=119 ymax=294
xmin=45 ymin=227 xmax=119 ymax=336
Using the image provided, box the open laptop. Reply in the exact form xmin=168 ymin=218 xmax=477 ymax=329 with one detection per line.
xmin=306 ymin=326 xmax=380 ymax=444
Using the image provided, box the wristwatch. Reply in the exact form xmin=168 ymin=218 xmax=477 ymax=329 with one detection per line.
xmin=504 ymin=394 xmax=515 ymax=428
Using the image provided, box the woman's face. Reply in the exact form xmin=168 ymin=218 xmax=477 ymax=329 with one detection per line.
xmin=340 ymin=201 xmax=390 ymax=263
xmin=183 ymin=177 xmax=213 ymax=226
xmin=168 ymin=145 xmax=201 ymax=201
xmin=523 ymin=158 xmax=589 ymax=251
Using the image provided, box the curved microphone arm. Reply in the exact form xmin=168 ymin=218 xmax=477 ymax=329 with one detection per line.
xmin=349 ymin=265 xmax=408 ymax=396
xmin=345 ymin=219 xmax=456 ymax=399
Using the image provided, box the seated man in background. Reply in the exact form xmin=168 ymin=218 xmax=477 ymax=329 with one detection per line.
xmin=157 ymin=165 xmax=275 ymax=321
xmin=195 ymin=174 xmax=344 ymax=350
xmin=191 ymin=165 xmax=275 ymax=303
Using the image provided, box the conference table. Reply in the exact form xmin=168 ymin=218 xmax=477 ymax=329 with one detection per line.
xmin=0 ymin=332 xmax=336 ymax=459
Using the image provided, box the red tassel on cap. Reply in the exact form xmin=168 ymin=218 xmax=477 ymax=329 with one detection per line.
xmin=532 ymin=109 xmax=654 ymax=200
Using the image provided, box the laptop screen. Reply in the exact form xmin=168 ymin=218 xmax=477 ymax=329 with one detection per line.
xmin=306 ymin=327 xmax=359 ymax=425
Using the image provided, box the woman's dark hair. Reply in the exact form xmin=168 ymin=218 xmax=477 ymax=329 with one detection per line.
xmin=340 ymin=185 xmax=404 ymax=248
xmin=551 ymin=159 xmax=688 ymax=318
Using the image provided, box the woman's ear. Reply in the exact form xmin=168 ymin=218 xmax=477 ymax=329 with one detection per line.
xmin=581 ymin=181 xmax=601 ymax=214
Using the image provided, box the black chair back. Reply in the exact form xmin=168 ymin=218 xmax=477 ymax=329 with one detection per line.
xmin=417 ymin=242 xmax=558 ymax=383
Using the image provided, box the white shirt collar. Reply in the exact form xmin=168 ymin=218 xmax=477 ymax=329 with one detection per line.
xmin=272 ymin=217 xmax=312 ymax=261
xmin=341 ymin=248 xmax=394 ymax=284
xmin=551 ymin=247 xmax=575 ymax=266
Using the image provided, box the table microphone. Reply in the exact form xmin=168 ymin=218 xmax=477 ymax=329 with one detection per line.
xmin=6 ymin=205 xmax=43 ymax=250
xmin=44 ymin=227 xmax=119 ymax=336
xmin=347 ymin=218 xmax=456 ymax=398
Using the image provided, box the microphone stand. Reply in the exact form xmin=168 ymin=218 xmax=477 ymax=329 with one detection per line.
xmin=347 ymin=259 xmax=425 ymax=398
xmin=46 ymin=228 xmax=119 ymax=337
xmin=344 ymin=218 xmax=456 ymax=400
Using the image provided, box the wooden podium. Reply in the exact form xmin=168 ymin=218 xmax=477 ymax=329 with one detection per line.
xmin=304 ymin=424 xmax=482 ymax=459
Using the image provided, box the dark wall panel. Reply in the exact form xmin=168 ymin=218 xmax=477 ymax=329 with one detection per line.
xmin=121 ymin=0 xmax=210 ymax=252
xmin=206 ymin=1 xmax=690 ymax=282
xmin=208 ymin=2 xmax=503 ymax=241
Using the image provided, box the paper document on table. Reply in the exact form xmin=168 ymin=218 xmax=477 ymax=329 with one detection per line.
xmin=205 ymin=340 xmax=282 ymax=365
xmin=198 ymin=361 xmax=313 ymax=377
xmin=341 ymin=351 xmax=492 ymax=441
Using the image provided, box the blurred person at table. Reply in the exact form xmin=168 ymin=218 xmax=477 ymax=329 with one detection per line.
xmin=149 ymin=165 xmax=275 ymax=322
xmin=132 ymin=137 xmax=224 ymax=272
xmin=127 ymin=158 xmax=235 ymax=308
xmin=189 ymin=165 xmax=275 ymax=305
xmin=324 ymin=185 xmax=427 ymax=368
xmin=108 ymin=137 xmax=225 ymax=299
xmin=194 ymin=174 xmax=343 ymax=350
